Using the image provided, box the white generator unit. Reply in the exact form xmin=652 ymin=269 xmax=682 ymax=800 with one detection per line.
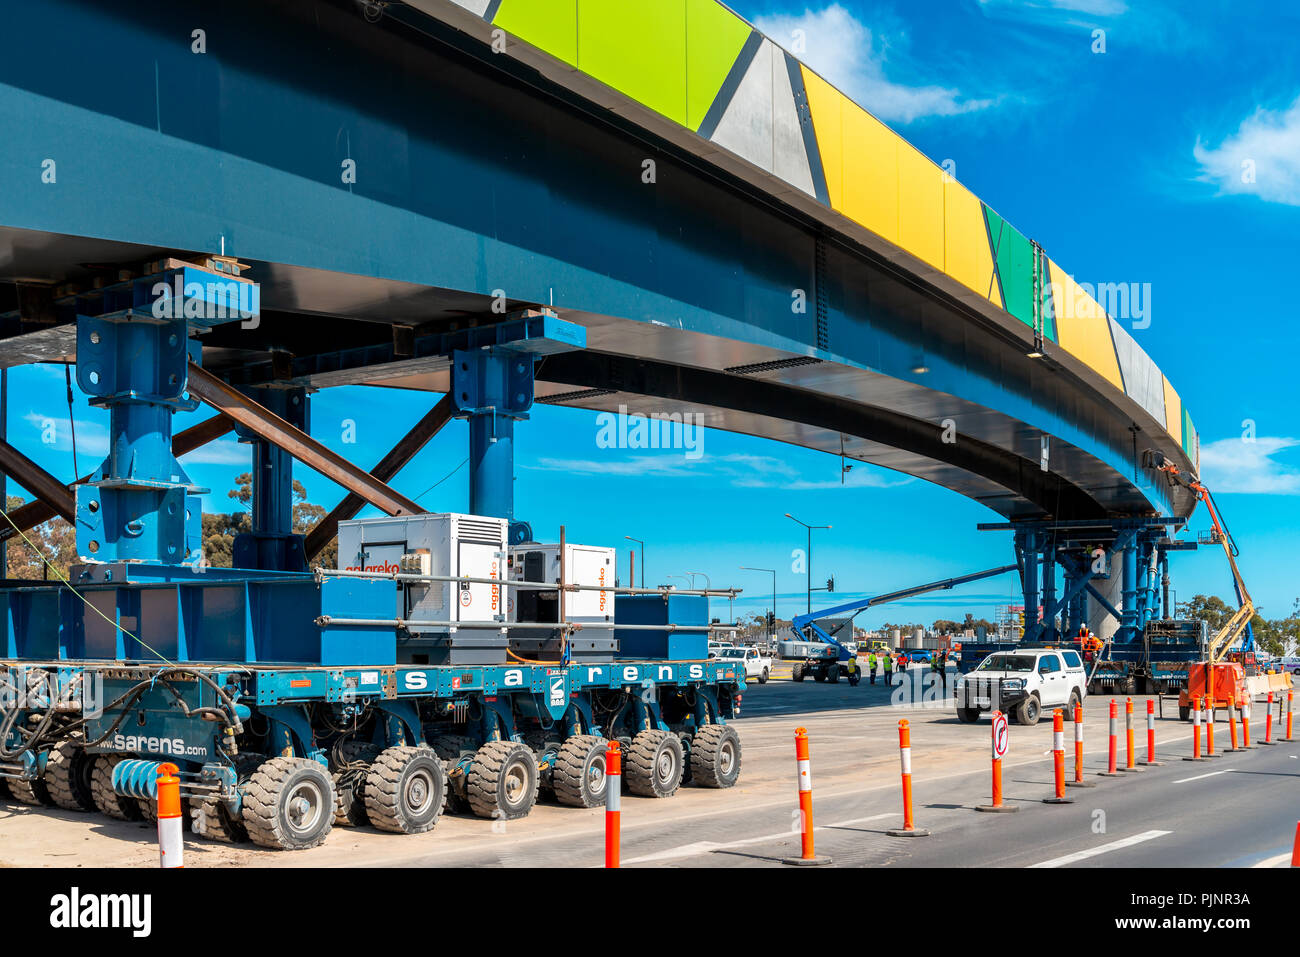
xmin=337 ymin=512 xmax=509 ymax=665
xmin=508 ymin=542 xmax=616 ymax=662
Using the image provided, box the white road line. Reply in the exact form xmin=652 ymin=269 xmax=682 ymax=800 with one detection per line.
xmin=621 ymin=812 xmax=894 ymax=864
xmin=1029 ymin=830 xmax=1171 ymax=868
xmin=1172 ymin=769 xmax=1234 ymax=784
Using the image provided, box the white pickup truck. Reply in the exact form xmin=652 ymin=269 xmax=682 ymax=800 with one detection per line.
xmin=954 ymin=648 xmax=1088 ymax=726
xmin=715 ymin=646 xmax=772 ymax=684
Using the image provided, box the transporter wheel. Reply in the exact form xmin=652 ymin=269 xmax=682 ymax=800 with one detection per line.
xmin=90 ymin=755 xmax=142 ymax=821
xmin=758 ymin=668 xmax=769 ymax=685
xmin=688 ymin=725 xmax=741 ymax=789
xmin=0 ymin=776 xmax=9 ymax=801
xmin=827 ymin=664 xmax=840 ymax=684
xmin=1015 ymin=694 xmax=1042 ymax=727
xmin=190 ymin=752 xmax=264 ymax=844
xmin=551 ymin=735 xmax=610 ymax=808
xmin=8 ymin=775 xmax=52 ymax=807
xmin=792 ymin=663 xmax=805 ymax=682
xmin=813 ymin=670 xmax=826 ymax=683
xmin=431 ymin=734 xmax=475 ymax=814
xmin=956 ymin=707 xmax=981 ymax=724
xmin=364 ymin=746 xmax=447 ymax=835
xmin=242 ymin=757 xmax=335 ymax=851
xmin=466 ymin=740 xmax=539 ymax=821
xmin=626 ymin=729 xmax=684 ymax=798
xmin=45 ymin=736 xmax=96 ymax=811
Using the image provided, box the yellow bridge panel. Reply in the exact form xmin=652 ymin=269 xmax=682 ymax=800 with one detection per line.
xmin=896 ymin=141 xmax=945 ymax=271
xmin=840 ymin=103 xmax=899 ymax=246
xmin=800 ymin=65 xmax=844 ymax=210
xmin=1163 ymin=377 xmax=1183 ymax=447
xmin=943 ymin=179 xmax=1001 ymax=308
xmin=1047 ymin=257 xmax=1124 ymax=392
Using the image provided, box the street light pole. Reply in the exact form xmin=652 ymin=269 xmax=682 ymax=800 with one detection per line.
xmin=785 ymin=514 xmax=830 ymax=615
xmin=740 ymin=566 xmax=777 ymax=640
xmin=624 ymin=536 xmax=645 ymax=588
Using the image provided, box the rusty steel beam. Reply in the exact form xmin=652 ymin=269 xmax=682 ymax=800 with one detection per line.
xmin=0 ymin=413 xmax=236 ymax=542
xmin=305 ymin=393 xmax=454 ymax=560
xmin=186 ymin=362 xmax=422 ymax=517
xmin=0 ymin=439 xmax=76 ymax=526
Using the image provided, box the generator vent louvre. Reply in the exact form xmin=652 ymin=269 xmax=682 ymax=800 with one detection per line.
xmin=457 ymin=518 xmax=505 ymax=545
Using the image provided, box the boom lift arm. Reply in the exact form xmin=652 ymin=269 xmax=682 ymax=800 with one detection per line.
xmin=789 ymin=564 xmax=1018 ymax=660
xmin=1156 ymin=460 xmax=1253 ymax=662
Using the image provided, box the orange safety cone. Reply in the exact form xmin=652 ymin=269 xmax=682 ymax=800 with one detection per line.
xmin=1067 ymin=702 xmax=1095 ymax=788
xmin=886 ymin=720 xmax=930 ymax=836
xmin=1098 ymin=699 xmax=1122 ymax=776
xmin=604 ymin=741 xmax=620 ymax=868
xmin=1043 ymin=709 xmax=1074 ymax=804
xmin=156 ymin=762 xmax=183 ymax=869
xmin=1184 ymin=695 xmax=1205 ymax=761
xmin=783 ymin=728 xmax=832 ymax=864
xmin=1142 ymin=698 xmax=1164 ymax=765
xmin=977 ymin=711 xmax=1018 ymax=813
xmin=1119 ymin=697 xmax=1143 ymax=772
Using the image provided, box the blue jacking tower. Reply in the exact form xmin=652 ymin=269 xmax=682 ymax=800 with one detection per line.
xmin=0 ymin=260 xmax=744 ymax=849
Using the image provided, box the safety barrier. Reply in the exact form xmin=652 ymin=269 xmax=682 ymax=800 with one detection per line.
xmin=1205 ymin=697 xmax=1217 ymax=757
xmin=1226 ymin=703 xmax=1240 ymax=752
xmin=1242 ymin=701 xmax=1253 ymax=749
xmin=605 ymin=741 xmax=620 ymax=868
xmin=1185 ymin=695 xmax=1206 ymax=761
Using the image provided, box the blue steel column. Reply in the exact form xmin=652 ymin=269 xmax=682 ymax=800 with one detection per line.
xmin=1040 ymin=540 xmax=1057 ymax=642
xmin=75 ymin=313 xmax=204 ymax=563
xmin=453 ymin=348 xmax=534 ymax=521
xmin=1018 ymin=530 xmax=1039 ymax=640
xmin=1119 ymin=538 xmax=1139 ymax=644
xmin=232 ymin=386 xmax=309 ymax=571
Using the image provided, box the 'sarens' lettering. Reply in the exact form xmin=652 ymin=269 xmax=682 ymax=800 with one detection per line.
xmin=111 ymin=734 xmax=203 ymax=757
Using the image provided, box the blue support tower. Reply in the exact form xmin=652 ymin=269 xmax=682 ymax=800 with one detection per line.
xmin=233 ymin=385 xmax=309 ymax=572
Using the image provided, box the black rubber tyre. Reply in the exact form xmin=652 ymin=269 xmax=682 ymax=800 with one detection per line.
xmin=431 ymin=734 xmax=476 ymax=813
xmin=0 ymin=776 xmax=10 ymax=801
xmin=332 ymin=741 xmax=381 ymax=827
xmin=90 ymin=755 xmax=142 ymax=820
xmin=1066 ymin=690 xmax=1083 ymax=719
xmin=626 ymin=728 xmax=684 ymax=798
xmin=792 ymin=663 xmax=805 ymax=682
xmin=956 ymin=707 xmax=981 ymax=723
xmin=813 ymin=671 xmax=826 ymax=682
xmin=827 ymin=664 xmax=840 ymax=684
xmin=242 ymin=757 xmax=335 ymax=850
xmin=758 ymin=668 xmax=769 ymax=685
xmin=45 ymin=736 xmax=96 ymax=811
xmin=190 ymin=752 xmax=263 ymax=844
xmin=364 ymin=746 xmax=447 ymax=834
xmin=689 ymin=725 xmax=741 ymax=788
xmin=8 ymin=775 xmax=52 ymax=807
xmin=551 ymin=735 xmax=610 ymax=808
xmin=1015 ymin=694 xmax=1042 ymax=727
xmin=466 ymin=740 xmax=539 ymax=821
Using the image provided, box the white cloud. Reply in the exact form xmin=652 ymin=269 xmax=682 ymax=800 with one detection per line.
xmin=978 ymin=0 xmax=1127 ymax=20
xmin=177 ymin=438 xmax=251 ymax=467
xmin=1198 ymin=435 xmax=1300 ymax=495
xmin=755 ymin=4 xmax=996 ymax=123
xmin=1193 ymin=96 xmax=1300 ymax=206
xmin=20 ymin=411 xmax=109 ymax=458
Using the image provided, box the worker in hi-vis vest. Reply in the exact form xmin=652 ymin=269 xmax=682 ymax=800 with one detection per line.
xmin=867 ymin=651 xmax=878 ymax=684
xmin=883 ymin=652 xmax=893 ymax=682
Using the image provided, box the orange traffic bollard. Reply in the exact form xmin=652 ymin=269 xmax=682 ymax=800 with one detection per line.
xmin=1043 ymin=709 xmax=1074 ymax=804
xmin=1242 ymin=700 xmax=1253 ymax=748
xmin=1185 ymin=695 xmax=1205 ymax=761
xmin=1120 ymin=697 xmax=1142 ymax=772
xmin=1226 ymin=703 xmax=1240 ymax=752
xmin=1288 ymin=691 xmax=1295 ymax=741
xmin=1292 ymin=822 xmax=1300 ymax=868
xmin=604 ymin=741 xmax=620 ymax=868
xmin=977 ymin=711 xmax=1017 ymax=813
xmin=1205 ymin=696 xmax=1217 ymax=757
xmin=1099 ymin=699 xmax=1122 ymax=776
xmin=156 ymin=762 xmax=183 ymax=869
xmin=1067 ymin=702 xmax=1094 ymax=788
xmin=783 ymin=728 xmax=831 ymax=864
xmin=1143 ymin=698 xmax=1163 ymax=765
xmin=886 ymin=720 xmax=930 ymax=836
xmin=1261 ymin=692 xmax=1277 ymax=745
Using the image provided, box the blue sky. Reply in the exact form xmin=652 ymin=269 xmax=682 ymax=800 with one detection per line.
xmin=5 ymin=0 xmax=1299 ymax=630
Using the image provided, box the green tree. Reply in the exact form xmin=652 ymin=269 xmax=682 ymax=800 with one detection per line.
xmin=2 ymin=496 xmax=77 ymax=580
xmin=203 ymin=474 xmax=336 ymax=569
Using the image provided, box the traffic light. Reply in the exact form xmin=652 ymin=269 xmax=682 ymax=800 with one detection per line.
xmin=826 ymin=576 xmax=835 ymax=593
xmin=766 ymin=611 xmax=776 ymax=629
